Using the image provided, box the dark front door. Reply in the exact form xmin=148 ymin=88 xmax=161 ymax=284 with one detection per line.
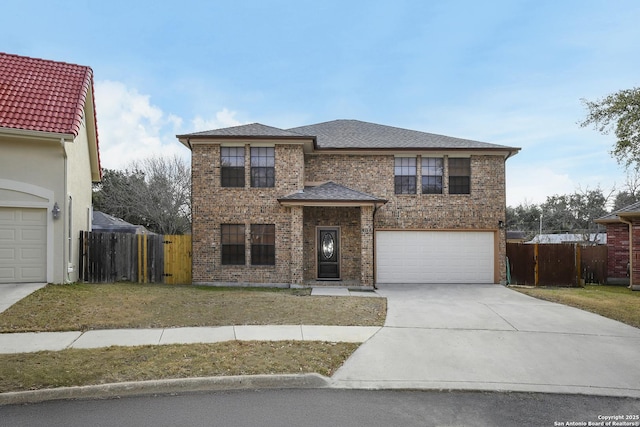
xmin=317 ymin=228 xmax=340 ymax=279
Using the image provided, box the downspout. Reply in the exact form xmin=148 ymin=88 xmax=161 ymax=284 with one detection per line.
xmin=60 ymin=138 xmax=70 ymax=283
xmin=620 ymin=216 xmax=633 ymax=289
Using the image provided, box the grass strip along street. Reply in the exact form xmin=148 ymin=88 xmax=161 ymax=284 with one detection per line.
xmin=0 ymin=283 xmax=383 ymax=393
xmin=515 ymin=284 xmax=640 ymax=328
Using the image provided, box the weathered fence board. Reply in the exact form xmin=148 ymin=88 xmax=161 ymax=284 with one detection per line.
xmin=507 ymin=242 xmax=608 ymax=287
xmin=79 ymin=232 xmax=165 ymax=283
xmin=581 ymin=245 xmax=608 ymax=284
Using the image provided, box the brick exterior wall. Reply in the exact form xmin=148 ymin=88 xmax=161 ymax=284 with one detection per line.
xmin=605 ymin=222 xmax=629 ymax=281
xmin=305 ymin=154 xmax=507 ymax=281
xmin=192 ymin=144 xmax=508 ymax=286
xmin=191 ymin=143 xmax=304 ymax=284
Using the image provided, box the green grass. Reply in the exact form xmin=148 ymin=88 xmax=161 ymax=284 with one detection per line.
xmin=0 ymin=341 xmax=359 ymax=393
xmin=515 ymin=285 xmax=640 ymax=328
xmin=0 ymin=283 xmax=387 ymax=332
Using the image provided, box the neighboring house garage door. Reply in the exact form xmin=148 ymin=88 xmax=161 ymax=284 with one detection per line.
xmin=0 ymin=207 xmax=47 ymax=283
xmin=376 ymin=231 xmax=494 ymax=284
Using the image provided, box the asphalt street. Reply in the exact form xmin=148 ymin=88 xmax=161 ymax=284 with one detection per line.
xmin=1 ymin=389 xmax=638 ymax=427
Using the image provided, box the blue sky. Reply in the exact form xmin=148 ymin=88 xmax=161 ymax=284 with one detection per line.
xmin=3 ymin=0 xmax=640 ymax=206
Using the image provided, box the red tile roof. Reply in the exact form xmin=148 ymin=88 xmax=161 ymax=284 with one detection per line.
xmin=0 ymin=52 xmax=98 ymax=139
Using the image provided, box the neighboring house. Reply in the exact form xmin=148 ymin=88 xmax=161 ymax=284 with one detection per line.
xmin=0 ymin=53 xmax=101 ymax=284
xmin=506 ymin=231 xmax=527 ymax=243
xmin=526 ymin=233 xmax=606 ymax=245
xmin=596 ymin=201 xmax=640 ymax=289
xmin=177 ymin=120 xmax=519 ymax=287
xmin=92 ymin=211 xmax=150 ymax=234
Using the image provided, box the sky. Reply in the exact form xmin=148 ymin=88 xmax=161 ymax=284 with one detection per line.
xmin=3 ymin=0 xmax=639 ymax=207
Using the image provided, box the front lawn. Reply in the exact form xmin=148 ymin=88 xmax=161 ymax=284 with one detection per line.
xmin=0 ymin=341 xmax=358 ymax=393
xmin=515 ymin=285 xmax=640 ymax=328
xmin=0 ymin=283 xmax=387 ymax=332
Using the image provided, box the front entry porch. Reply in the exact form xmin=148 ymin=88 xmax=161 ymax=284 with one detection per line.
xmin=278 ymin=181 xmax=387 ymax=288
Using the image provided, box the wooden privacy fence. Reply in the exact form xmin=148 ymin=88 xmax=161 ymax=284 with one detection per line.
xmin=79 ymin=231 xmax=192 ymax=284
xmin=507 ymin=242 xmax=607 ymax=287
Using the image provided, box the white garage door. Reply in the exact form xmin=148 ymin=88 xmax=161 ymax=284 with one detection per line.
xmin=376 ymin=231 xmax=494 ymax=284
xmin=0 ymin=208 xmax=47 ymax=283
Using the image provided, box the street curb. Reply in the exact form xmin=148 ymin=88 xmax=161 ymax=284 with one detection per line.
xmin=0 ymin=373 xmax=330 ymax=405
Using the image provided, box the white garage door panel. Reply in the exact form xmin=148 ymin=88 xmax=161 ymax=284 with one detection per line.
xmin=376 ymin=231 xmax=494 ymax=284
xmin=0 ymin=208 xmax=46 ymax=283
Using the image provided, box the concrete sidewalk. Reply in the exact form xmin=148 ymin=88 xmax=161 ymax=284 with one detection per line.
xmin=0 ymin=325 xmax=381 ymax=353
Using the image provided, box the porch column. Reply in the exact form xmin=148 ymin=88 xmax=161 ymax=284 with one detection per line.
xmin=290 ymin=206 xmax=304 ymax=285
xmin=632 ymin=219 xmax=640 ymax=290
xmin=360 ymin=205 xmax=374 ymax=286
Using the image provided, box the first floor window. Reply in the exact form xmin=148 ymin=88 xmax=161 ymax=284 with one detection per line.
xmin=448 ymin=158 xmax=471 ymax=194
xmin=421 ymin=157 xmax=443 ymax=194
xmin=251 ymin=224 xmax=275 ymax=265
xmin=394 ymin=157 xmax=416 ymax=194
xmin=221 ymin=224 xmax=245 ymax=265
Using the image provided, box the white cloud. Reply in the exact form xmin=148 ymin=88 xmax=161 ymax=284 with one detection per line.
xmin=506 ymin=165 xmax=575 ymax=207
xmin=190 ymin=108 xmax=244 ymax=133
xmin=94 ymin=81 xmax=241 ymax=171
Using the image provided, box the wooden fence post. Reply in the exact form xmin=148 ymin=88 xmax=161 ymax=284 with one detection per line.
xmin=534 ymin=243 xmax=539 ymax=286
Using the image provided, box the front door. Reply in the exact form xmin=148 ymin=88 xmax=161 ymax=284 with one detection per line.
xmin=317 ymin=228 xmax=340 ymax=279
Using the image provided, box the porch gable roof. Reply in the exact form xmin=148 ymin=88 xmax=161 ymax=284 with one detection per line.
xmin=278 ymin=181 xmax=387 ymax=207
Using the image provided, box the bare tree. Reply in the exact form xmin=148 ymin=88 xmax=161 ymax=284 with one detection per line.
xmin=93 ymin=155 xmax=191 ymax=235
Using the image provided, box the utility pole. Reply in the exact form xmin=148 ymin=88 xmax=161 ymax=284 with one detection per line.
xmin=539 ymin=213 xmax=543 ymax=236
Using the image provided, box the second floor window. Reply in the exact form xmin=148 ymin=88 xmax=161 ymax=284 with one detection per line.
xmin=251 ymin=147 xmax=275 ymax=187
xmin=449 ymin=158 xmax=471 ymax=194
xmin=421 ymin=157 xmax=443 ymax=194
xmin=394 ymin=157 xmax=416 ymax=194
xmin=221 ymin=147 xmax=245 ymax=187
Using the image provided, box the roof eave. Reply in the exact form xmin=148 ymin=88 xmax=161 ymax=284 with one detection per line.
xmin=313 ymin=146 xmax=520 ymax=157
xmin=177 ymin=135 xmax=318 ymax=152
xmin=277 ymin=198 xmax=388 ymax=207
xmin=0 ymin=126 xmax=75 ymax=141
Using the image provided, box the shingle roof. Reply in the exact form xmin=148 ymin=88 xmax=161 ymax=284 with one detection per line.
xmin=596 ymin=201 xmax=640 ymax=222
xmin=278 ymin=181 xmax=387 ymax=204
xmin=0 ymin=52 xmax=96 ymax=137
xmin=288 ymin=119 xmax=516 ymax=150
xmin=178 ymin=119 xmax=520 ymax=152
xmin=178 ymin=123 xmax=310 ymax=138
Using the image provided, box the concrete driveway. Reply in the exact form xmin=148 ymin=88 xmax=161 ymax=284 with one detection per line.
xmin=0 ymin=282 xmax=47 ymax=313
xmin=332 ymin=284 xmax=640 ymax=397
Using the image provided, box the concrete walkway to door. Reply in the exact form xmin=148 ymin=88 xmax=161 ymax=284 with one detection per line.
xmin=331 ymin=284 xmax=640 ymax=398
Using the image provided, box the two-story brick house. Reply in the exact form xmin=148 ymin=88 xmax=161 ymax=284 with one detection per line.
xmin=178 ymin=120 xmax=519 ymax=287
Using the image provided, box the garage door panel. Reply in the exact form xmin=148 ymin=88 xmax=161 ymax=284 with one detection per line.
xmin=377 ymin=231 xmax=494 ymax=284
xmin=0 ymin=208 xmax=46 ymax=283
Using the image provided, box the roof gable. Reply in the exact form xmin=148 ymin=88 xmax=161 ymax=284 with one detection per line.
xmin=0 ymin=52 xmax=95 ymax=137
xmin=0 ymin=52 xmax=101 ymax=180
xmin=179 ymin=123 xmax=308 ymax=138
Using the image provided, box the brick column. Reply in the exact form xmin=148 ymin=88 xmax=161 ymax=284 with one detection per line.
xmin=360 ymin=205 xmax=374 ymax=286
xmin=290 ymin=206 xmax=304 ymax=285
